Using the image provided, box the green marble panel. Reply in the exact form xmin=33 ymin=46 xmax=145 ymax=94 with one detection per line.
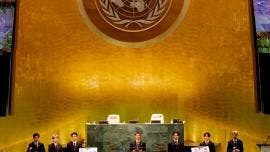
xmin=86 ymin=123 xmax=184 ymax=152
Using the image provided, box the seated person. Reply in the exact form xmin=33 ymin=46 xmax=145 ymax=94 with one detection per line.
xmin=167 ymin=131 xmax=184 ymax=152
xmin=130 ymin=132 xmax=146 ymax=152
xmin=226 ymin=131 xmax=243 ymax=152
xmin=199 ymin=132 xmax=216 ymax=152
xmin=48 ymin=134 xmax=63 ymax=152
xmin=26 ymin=133 xmax=45 ymax=152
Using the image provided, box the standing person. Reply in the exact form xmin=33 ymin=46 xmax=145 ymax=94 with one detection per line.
xmin=227 ymin=131 xmax=244 ymax=152
xmin=199 ymin=132 xmax=216 ymax=152
xmin=129 ymin=132 xmax=146 ymax=152
xmin=48 ymin=134 xmax=63 ymax=152
xmin=167 ymin=131 xmax=184 ymax=152
xmin=66 ymin=132 xmax=82 ymax=152
xmin=27 ymin=133 xmax=46 ymax=152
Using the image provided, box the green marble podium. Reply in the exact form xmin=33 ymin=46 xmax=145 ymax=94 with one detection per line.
xmin=86 ymin=123 xmax=184 ymax=152
xmin=257 ymin=144 xmax=270 ymax=152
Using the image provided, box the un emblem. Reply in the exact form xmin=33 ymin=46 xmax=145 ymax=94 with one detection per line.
xmin=78 ymin=0 xmax=189 ymax=47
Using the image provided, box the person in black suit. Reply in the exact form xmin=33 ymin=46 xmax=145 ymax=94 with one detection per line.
xmin=227 ymin=131 xmax=244 ymax=152
xmin=48 ymin=134 xmax=63 ymax=152
xmin=129 ymin=132 xmax=146 ymax=152
xmin=26 ymin=133 xmax=46 ymax=152
xmin=199 ymin=132 xmax=216 ymax=152
xmin=167 ymin=131 xmax=184 ymax=152
xmin=66 ymin=132 xmax=82 ymax=152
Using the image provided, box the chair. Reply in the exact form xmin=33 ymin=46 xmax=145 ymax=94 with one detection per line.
xmin=150 ymin=114 xmax=164 ymax=124
xmin=106 ymin=114 xmax=120 ymax=124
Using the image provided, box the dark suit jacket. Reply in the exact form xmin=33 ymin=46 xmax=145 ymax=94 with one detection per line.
xmin=129 ymin=141 xmax=146 ymax=151
xmin=27 ymin=141 xmax=45 ymax=152
xmin=167 ymin=140 xmax=184 ymax=152
xmin=48 ymin=143 xmax=63 ymax=152
xmin=227 ymin=139 xmax=244 ymax=152
xmin=199 ymin=141 xmax=216 ymax=152
xmin=66 ymin=141 xmax=82 ymax=152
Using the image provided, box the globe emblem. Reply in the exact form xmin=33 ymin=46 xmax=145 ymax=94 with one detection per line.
xmin=78 ymin=0 xmax=189 ymax=45
xmin=96 ymin=0 xmax=171 ymax=32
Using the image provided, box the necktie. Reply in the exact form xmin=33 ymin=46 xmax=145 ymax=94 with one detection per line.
xmin=234 ymin=140 xmax=237 ymax=148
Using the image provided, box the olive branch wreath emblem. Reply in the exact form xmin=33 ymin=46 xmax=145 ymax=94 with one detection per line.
xmin=99 ymin=0 xmax=167 ymax=28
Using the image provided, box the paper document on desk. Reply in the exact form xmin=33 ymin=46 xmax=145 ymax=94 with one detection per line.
xmin=191 ymin=146 xmax=209 ymax=152
xmin=79 ymin=147 xmax=98 ymax=152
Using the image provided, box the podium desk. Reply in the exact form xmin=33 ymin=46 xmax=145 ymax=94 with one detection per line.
xmin=86 ymin=123 xmax=184 ymax=152
xmin=257 ymin=144 xmax=270 ymax=152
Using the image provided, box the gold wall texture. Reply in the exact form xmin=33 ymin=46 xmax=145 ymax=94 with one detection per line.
xmin=0 ymin=0 xmax=270 ymax=151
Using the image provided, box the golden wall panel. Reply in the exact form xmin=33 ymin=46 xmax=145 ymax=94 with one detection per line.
xmin=0 ymin=0 xmax=269 ymax=151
